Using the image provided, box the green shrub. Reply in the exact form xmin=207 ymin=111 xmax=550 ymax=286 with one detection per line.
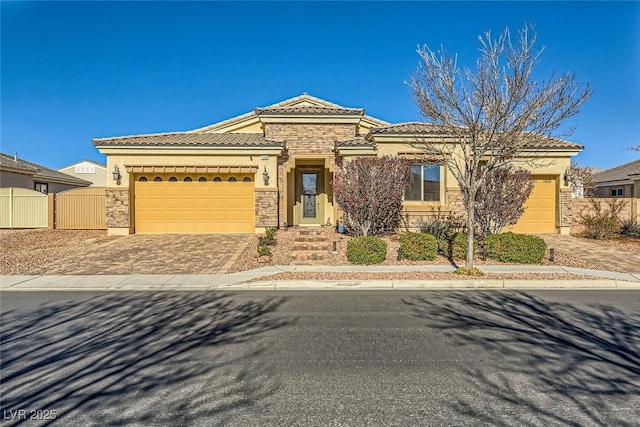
xmin=347 ymin=236 xmax=387 ymax=265
xmin=454 ymin=267 xmax=484 ymax=276
xmin=258 ymin=236 xmax=275 ymax=246
xmin=399 ymin=232 xmax=437 ymax=261
xmin=257 ymin=244 xmax=271 ymax=257
xmin=417 ymin=219 xmax=451 ymax=240
xmin=619 ymin=219 xmax=640 ymax=239
xmin=484 ymin=232 xmax=547 ymax=264
xmin=440 ymin=233 xmax=476 ymax=260
xmin=265 ymin=227 xmax=277 ymax=239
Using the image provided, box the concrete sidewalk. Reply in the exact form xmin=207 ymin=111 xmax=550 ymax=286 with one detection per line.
xmin=1 ymin=265 xmax=639 ymax=291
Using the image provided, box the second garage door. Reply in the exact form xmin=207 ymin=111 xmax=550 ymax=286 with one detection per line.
xmin=508 ymin=176 xmax=557 ymax=234
xmin=134 ymin=175 xmax=255 ymax=233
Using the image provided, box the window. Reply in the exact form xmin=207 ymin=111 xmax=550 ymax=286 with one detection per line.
xmin=198 ymin=177 xmax=207 ymax=182
xmin=213 ymin=177 xmax=222 ymax=182
xmin=228 ymin=176 xmax=237 ymax=182
xmin=168 ymin=177 xmax=178 ymax=182
xmin=153 ymin=176 xmax=162 ymax=182
xmin=405 ymin=165 xmax=440 ymax=202
xmin=242 ymin=177 xmax=252 ymax=182
xmin=611 ymin=188 xmax=623 ymax=197
xmin=34 ymin=182 xmax=48 ymax=194
xmin=184 ymin=177 xmax=193 ymax=182
xmin=138 ymin=176 xmax=148 ymax=182
xmin=74 ymin=164 xmax=96 ymax=174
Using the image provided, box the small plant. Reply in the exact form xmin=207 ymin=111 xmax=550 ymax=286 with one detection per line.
xmin=258 ymin=227 xmax=277 ymax=246
xmin=483 ymin=232 xmax=547 ymax=264
xmin=454 ymin=267 xmax=484 ymax=276
xmin=257 ymin=244 xmax=272 ymax=257
xmin=347 ymin=236 xmax=387 ymax=265
xmin=619 ymin=219 xmax=640 ymax=239
xmin=578 ymin=199 xmax=626 ymax=239
xmin=399 ymin=232 xmax=437 ymax=261
xmin=440 ymin=233 xmax=476 ymax=260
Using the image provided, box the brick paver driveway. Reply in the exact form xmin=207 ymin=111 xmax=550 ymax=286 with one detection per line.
xmin=37 ymin=234 xmax=252 ymax=275
xmin=540 ymin=234 xmax=640 ymax=274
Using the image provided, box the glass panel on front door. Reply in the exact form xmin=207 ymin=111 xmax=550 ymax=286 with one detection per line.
xmin=302 ymin=173 xmax=317 ymax=218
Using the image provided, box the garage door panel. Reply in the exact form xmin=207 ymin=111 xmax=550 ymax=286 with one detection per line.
xmin=508 ymin=176 xmax=557 ymax=234
xmin=135 ymin=178 xmax=255 ymax=234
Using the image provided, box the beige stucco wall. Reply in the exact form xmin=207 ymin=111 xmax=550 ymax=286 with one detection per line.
xmin=103 ymin=152 xmax=279 ymax=190
xmin=58 ymin=166 xmax=107 ymax=187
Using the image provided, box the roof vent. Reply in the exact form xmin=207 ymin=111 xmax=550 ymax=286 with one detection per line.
xmin=14 ymin=152 xmax=17 ymax=162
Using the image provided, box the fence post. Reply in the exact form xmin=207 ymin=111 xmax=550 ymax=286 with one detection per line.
xmin=48 ymin=193 xmax=56 ymax=229
xmin=9 ymin=187 xmax=14 ymax=228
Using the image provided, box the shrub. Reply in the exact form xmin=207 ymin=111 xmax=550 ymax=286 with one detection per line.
xmin=417 ymin=219 xmax=452 ymax=240
xmin=483 ymin=232 xmax=547 ymax=264
xmin=578 ymin=199 xmax=626 ymax=239
xmin=454 ymin=267 xmax=484 ymax=276
xmin=265 ymin=227 xmax=277 ymax=239
xmin=257 ymin=245 xmax=271 ymax=257
xmin=347 ymin=236 xmax=387 ymax=265
xmin=619 ymin=219 xmax=640 ymax=239
xmin=440 ymin=233 xmax=476 ymax=260
xmin=333 ymin=156 xmax=410 ymax=236
xmin=399 ymin=232 xmax=437 ymax=261
xmin=258 ymin=235 xmax=276 ymax=246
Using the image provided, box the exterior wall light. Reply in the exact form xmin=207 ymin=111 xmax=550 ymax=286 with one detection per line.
xmin=262 ymin=166 xmax=270 ymax=186
xmin=112 ymin=164 xmax=122 ymax=185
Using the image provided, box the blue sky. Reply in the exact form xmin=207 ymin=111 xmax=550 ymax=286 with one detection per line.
xmin=2 ymin=1 xmax=639 ymax=170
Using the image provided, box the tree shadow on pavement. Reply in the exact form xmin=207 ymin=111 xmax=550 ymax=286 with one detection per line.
xmin=403 ymin=291 xmax=640 ymax=426
xmin=1 ymin=292 xmax=292 ymax=426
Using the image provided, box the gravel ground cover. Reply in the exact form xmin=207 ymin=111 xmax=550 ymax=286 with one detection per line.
xmin=228 ymin=227 xmax=620 ymax=273
xmin=0 ymin=229 xmax=119 ymax=275
xmin=247 ymin=271 xmax=600 ymax=282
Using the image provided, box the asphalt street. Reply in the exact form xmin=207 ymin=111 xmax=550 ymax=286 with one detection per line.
xmin=1 ymin=290 xmax=639 ymax=426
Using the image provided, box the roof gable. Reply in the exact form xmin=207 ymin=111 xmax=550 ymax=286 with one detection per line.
xmin=189 ymin=93 xmax=388 ymax=133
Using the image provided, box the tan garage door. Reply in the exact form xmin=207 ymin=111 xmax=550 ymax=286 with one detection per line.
xmin=508 ymin=176 xmax=557 ymax=234
xmin=134 ymin=175 xmax=254 ymax=233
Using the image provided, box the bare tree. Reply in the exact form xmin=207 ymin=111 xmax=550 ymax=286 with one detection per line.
xmin=565 ymin=161 xmax=596 ymax=197
xmin=409 ymin=25 xmax=591 ymax=270
xmin=333 ymin=156 xmax=410 ymax=236
xmin=474 ymin=166 xmax=534 ymax=239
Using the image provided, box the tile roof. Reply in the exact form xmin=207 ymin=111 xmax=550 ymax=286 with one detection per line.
xmin=368 ymin=122 xmax=583 ymax=149
xmin=93 ymin=132 xmax=284 ymax=148
xmin=0 ymin=153 xmax=39 ymax=173
xmin=594 ymin=159 xmax=640 ymax=183
xmin=335 ymin=137 xmax=376 ymax=148
xmin=0 ymin=153 xmax=92 ymax=186
xmin=255 ymin=106 xmax=365 ymax=116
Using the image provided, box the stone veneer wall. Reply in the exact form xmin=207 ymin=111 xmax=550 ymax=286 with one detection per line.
xmin=266 ymin=123 xmax=356 ymax=154
xmin=560 ymin=190 xmax=572 ymax=228
xmin=106 ymin=189 xmax=130 ymax=228
xmin=255 ymin=190 xmax=278 ymax=227
xmin=268 ymin=123 xmax=357 ymax=226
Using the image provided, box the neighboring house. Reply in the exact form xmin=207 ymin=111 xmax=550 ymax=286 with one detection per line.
xmin=93 ymin=93 xmax=583 ymax=236
xmin=593 ymin=159 xmax=640 ymax=198
xmin=0 ymin=153 xmax=91 ymax=193
xmin=58 ymin=160 xmax=107 ymax=187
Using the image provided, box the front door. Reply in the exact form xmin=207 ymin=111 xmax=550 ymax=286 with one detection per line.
xmin=299 ymin=171 xmax=320 ymax=224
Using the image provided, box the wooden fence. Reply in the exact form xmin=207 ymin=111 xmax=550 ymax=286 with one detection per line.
xmin=0 ymin=187 xmax=107 ymax=230
xmin=55 ymin=187 xmax=107 ymax=229
xmin=0 ymin=188 xmax=49 ymax=228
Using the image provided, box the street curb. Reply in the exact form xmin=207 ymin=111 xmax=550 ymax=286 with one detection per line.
xmin=2 ymin=279 xmax=639 ymax=292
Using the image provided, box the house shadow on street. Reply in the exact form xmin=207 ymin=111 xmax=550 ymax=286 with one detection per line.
xmin=403 ymin=291 xmax=640 ymax=426
xmin=1 ymin=292 xmax=292 ymax=426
